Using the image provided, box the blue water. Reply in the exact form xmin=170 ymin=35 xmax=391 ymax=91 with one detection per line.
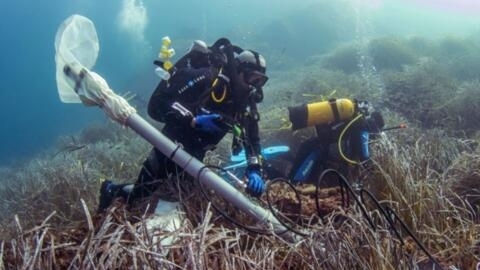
xmin=1 ymin=0 xmax=479 ymax=166
xmin=0 ymin=1 xmax=96 ymax=165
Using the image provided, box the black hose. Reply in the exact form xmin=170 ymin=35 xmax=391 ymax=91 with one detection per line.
xmin=266 ymin=178 xmax=308 ymax=237
xmin=196 ymin=165 xmax=270 ymax=235
xmin=384 ymin=206 xmax=445 ymax=270
xmin=197 ymin=163 xmax=444 ymax=269
xmin=316 ymin=169 xmax=375 ymax=229
xmin=358 ymin=185 xmax=444 ymax=269
xmin=214 ymin=38 xmax=239 ymax=86
xmin=315 ymin=170 xmax=443 ymax=268
xmin=359 ymin=188 xmax=404 ymax=242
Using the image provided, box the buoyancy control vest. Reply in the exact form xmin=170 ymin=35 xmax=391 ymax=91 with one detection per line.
xmin=148 ymin=38 xmax=241 ymax=122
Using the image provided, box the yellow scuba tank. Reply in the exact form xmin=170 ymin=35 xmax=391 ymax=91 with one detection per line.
xmin=288 ymin=98 xmax=356 ymax=130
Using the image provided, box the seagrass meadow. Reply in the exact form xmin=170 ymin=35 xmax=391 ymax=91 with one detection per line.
xmin=1 ymin=33 xmax=480 ymax=269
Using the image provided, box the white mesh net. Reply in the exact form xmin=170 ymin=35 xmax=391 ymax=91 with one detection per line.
xmin=55 ymin=14 xmax=99 ymax=103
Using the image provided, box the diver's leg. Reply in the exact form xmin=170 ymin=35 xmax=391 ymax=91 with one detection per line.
xmin=288 ymin=138 xmax=322 ymax=181
xmin=97 ymin=180 xmax=133 ymax=212
xmin=127 ymin=147 xmax=173 ymax=204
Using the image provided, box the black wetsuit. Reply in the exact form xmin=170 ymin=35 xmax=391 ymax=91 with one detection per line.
xmin=288 ymin=118 xmax=372 ymax=184
xmin=128 ymin=64 xmax=262 ymax=202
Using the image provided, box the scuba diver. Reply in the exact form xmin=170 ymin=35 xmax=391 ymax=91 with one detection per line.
xmin=98 ymin=38 xmax=269 ymax=212
xmin=286 ymin=98 xmax=385 ymax=185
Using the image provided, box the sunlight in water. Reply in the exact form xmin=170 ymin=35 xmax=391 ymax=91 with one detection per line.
xmin=408 ymin=0 xmax=480 ymax=13
xmin=118 ymin=0 xmax=148 ymax=42
xmin=351 ymin=0 xmax=386 ymax=94
xmin=351 ymin=0 xmax=383 ymax=10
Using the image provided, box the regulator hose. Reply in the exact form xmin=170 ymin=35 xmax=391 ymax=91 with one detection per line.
xmin=337 ymin=114 xmax=364 ymax=165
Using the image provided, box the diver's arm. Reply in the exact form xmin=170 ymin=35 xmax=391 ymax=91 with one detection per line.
xmin=148 ymin=68 xmax=214 ymax=126
xmin=242 ymin=104 xmax=263 ymax=170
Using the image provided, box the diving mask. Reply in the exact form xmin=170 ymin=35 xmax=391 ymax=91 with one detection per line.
xmin=244 ymin=70 xmax=268 ymax=88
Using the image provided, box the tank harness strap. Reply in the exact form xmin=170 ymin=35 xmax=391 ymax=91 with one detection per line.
xmin=329 ymin=99 xmax=341 ymax=122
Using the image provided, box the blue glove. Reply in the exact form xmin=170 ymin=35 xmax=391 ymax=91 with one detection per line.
xmin=246 ymin=170 xmax=265 ymax=197
xmin=194 ymin=114 xmax=222 ymax=133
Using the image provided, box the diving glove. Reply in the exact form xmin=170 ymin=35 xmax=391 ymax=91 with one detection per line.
xmin=245 ymin=170 xmax=265 ymax=197
xmin=193 ymin=114 xmax=222 ymax=133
